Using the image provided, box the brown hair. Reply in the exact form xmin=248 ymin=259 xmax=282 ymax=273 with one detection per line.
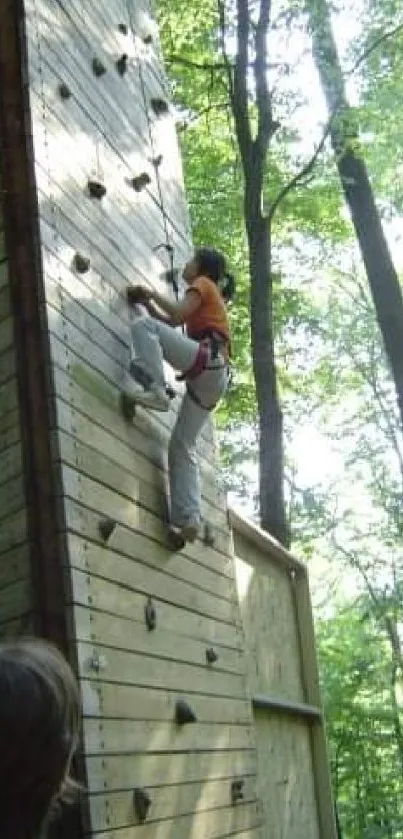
xmin=0 ymin=637 xmax=80 ymax=839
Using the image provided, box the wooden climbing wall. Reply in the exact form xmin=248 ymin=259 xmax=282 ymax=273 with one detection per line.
xmin=19 ymin=0 xmax=262 ymax=837
xmin=230 ymin=510 xmax=337 ymax=839
xmin=0 ymin=167 xmax=33 ymax=639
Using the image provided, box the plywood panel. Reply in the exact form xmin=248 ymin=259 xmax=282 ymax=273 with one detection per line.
xmin=0 ymin=544 xmax=31 ymax=590
xmin=0 ymin=576 xmax=32 ymax=623
xmin=253 ymin=709 xmax=320 ymax=839
xmin=0 ymin=508 xmax=27 ymax=554
xmin=84 ymin=718 xmax=252 ymax=755
xmin=88 ymin=777 xmax=257 ymax=832
xmin=234 ymin=533 xmax=304 ymax=703
xmin=81 ymin=680 xmax=252 ymax=726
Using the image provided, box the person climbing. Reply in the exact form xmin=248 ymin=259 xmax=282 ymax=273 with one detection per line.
xmin=0 ymin=637 xmax=80 ymax=839
xmin=124 ymin=247 xmax=235 ymax=549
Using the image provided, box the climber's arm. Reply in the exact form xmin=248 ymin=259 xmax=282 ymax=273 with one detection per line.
xmin=127 ymin=284 xmax=201 ymax=326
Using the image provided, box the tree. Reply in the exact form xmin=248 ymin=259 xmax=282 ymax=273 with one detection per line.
xmin=306 ymin=0 xmax=403 ymax=435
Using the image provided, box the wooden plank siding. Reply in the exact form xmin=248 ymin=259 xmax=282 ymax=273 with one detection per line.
xmin=23 ymin=1 xmax=261 ymax=838
xmin=0 ymin=172 xmax=33 ymax=635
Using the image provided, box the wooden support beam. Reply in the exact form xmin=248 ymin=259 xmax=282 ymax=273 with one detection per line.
xmin=252 ymin=693 xmax=322 ymax=721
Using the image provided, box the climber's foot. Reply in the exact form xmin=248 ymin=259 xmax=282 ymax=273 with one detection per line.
xmin=122 ymin=375 xmax=170 ymax=413
xmin=166 ymin=523 xmax=200 ymax=551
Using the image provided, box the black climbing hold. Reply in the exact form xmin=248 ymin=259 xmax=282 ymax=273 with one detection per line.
xmin=206 ymin=647 xmax=218 ymax=665
xmin=231 ymin=779 xmax=244 ymax=805
xmin=165 ymin=385 xmax=176 ymax=400
xmin=118 ymin=23 xmax=128 ymax=34
xmin=175 ymin=699 xmax=197 ymax=725
xmin=164 ymin=268 xmax=179 ymax=288
xmin=58 ymin=82 xmax=71 ymax=100
xmin=120 ymin=392 xmax=136 ymax=420
xmin=116 ymin=54 xmax=128 ymax=76
xmin=143 ymin=33 xmax=153 ymax=44
xmin=133 ymin=787 xmax=151 ymax=823
xmin=203 ymin=522 xmax=215 ymax=547
xmin=150 ymin=98 xmax=169 ymax=116
xmin=73 ymin=253 xmax=90 ymax=274
xmin=88 ymin=179 xmax=107 ymax=199
xmin=99 ymin=518 xmax=116 ymax=541
xmin=129 ymin=172 xmax=151 ymax=192
xmin=92 ymin=57 xmax=107 ymax=77
xmin=151 ymin=154 xmax=163 ymax=168
xmin=145 ymin=596 xmax=156 ymax=631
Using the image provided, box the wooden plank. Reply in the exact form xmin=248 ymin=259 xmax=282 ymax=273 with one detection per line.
xmin=83 ymin=718 xmax=253 ymax=755
xmin=86 ymin=802 xmax=260 ymax=839
xmin=292 ymin=572 xmax=337 ymax=839
xmin=0 ymin=508 xmax=27 ymax=554
xmin=76 ymin=640 xmax=246 ymax=698
xmin=0 ymin=316 xmax=14 ymax=355
xmin=73 ymin=604 xmax=244 ymax=673
xmin=0 ymin=409 xmax=20 ymax=454
xmin=88 ymin=778 xmax=258 ymax=832
xmin=252 ymin=694 xmax=322 ymax=721
xmin=0 ymin=612 xmax=34 ymax=640
xmin=81 ymin=680 xmax=253 ymax=726
xmin=0 ymin=576 xmax=32 ymax=623
xmin=0 ymin=285 xmax=11 ymax=321
xmin=86 ymin=748 xmax=257 ymax=792
xmin=0 ymin=441 xmax=23 ymax=488
xmin=70 ymin=562 xmax=237 ymax=638
xmin=61 ymin=467 xmax=231 ymax=578
xmin=0 ymin=377 xmax=19 ymax=419
xmin=0 ymin=347 xmax=16 ymax=387
xmin=0 ymin=473 xmax=25 ymax=521
xmin=68 ymin=529 xmax=234 ymax=607
xmin=0 ymin=261 xmax=9 ymax=292
xmin=0 ymin=544 xmax=30 ymax=591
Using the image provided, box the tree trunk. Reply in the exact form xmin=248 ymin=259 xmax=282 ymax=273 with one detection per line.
xmin=308 ymin=0 xmax=403 ymax=431
xmin=247 ymin=209 xmax=288 ymax=544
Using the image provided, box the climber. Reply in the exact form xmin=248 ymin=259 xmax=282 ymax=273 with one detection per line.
xmin=124 ymin=247 xmax=235 ymax=549
xmin=0 ymin=637 xmax=80 ymax=839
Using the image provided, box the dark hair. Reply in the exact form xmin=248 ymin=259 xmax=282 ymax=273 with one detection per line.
xmin=0 ymin=638 xmax=80 ymax=839
xmin=194 ymin=247 xmax=236 ymax=303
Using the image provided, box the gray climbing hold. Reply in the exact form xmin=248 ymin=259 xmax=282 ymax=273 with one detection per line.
xmin=88 ymin=179 xmax=107 ymax=199
xmin=145 ymin=596 xmax=156 ymax=631
xmin=116 ymin=54 xmax=128 ymax=76
xmin=92 ymin=57 xmax=107 ymax=77
xmin=133 ymin=787 xmax=152 ymax=823
xmin=175 ymin=699 xmax=197 ymax=725
xmin=58 ymin=82 xmax=71 ymax=100
xmin=151 ymin=154 xmax=163 ymax=168
xmin=118 ymin=23 xmax=128 ymax=34
xmin=98 ymin=518 xmax=116 ymax=541
xmin=129 ymin=172 xmax=151 ymax=192
xmin=143 ymin=33 xmax=153 ymax=44
xmin=231 ymin=779 xmax=244 ymax=805
xmin=203 ymin=522 xmax=215 ymax=547
xmin=206 ymin=647 xmax=218 ymax=665
xmin=73 ymin=253 xmax=90 ymax=274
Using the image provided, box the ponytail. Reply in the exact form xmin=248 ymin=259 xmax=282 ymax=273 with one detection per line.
xmin=219 ymin=272 xmax=236 ymax=303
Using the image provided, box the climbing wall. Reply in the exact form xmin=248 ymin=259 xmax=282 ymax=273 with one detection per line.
xmin=0 ymin=166 xmax=33 ymax=639
xmin=22 ymin=0 xmax=262 ymax=837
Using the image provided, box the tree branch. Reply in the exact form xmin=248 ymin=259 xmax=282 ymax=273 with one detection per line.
xmin=166 ymin=55 xmax=228 ymax=72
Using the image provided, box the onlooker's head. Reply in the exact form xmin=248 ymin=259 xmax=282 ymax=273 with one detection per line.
xmin=0 ymin=638 xmax=80 ymax=839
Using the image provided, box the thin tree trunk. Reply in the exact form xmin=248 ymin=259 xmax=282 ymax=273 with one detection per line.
xmin=308 ymin=0 xmax=403 ymax=431
xmin=247 ymin=210 xmax=287 ymax=542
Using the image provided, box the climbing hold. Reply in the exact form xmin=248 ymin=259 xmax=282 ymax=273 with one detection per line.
xmin=163 ymin=268 xmax=179 ymax=289
xmin=206 ymin=647 xmax=218 ymax=665
xmin=92 ymin=57 xmax=107 ymax=77
xmin=203 ymin=522 xmax=215 ymax=547
xmin=120 ymin=392 xmax=136 ymax=420
xmin=231 ymin=779 xmax=244 ymax=805
xmin=145 ymin=596 xmax=156 ymax=631
xmin=175 ymin=699 xmax=197 ymax=725
xmin=118 ymin=23 xmax=128 ymax=34
xmin=98 ymin=518 xmax=116 ymax=541
xmin=165 ymin=384 xmax=176 ymax=400
xmin=133 ymin=788 xmax=152 ymax=823
xmin=87 ymin=178 xmax=107 ymax=199
xmin=142 ymin=33 xmax=153 ymax=44
xmin=151 ymin=154 xmax=163 ymax=168
xmin=73 ymin=253 xmax=90 ymax=274
xmin=116 ymin=54 xmax=128 ymax=76
xmin=88 ymin=650 xmax=107 ymax=674
xmin=58 ymin=82 xmax=71 ymax=100
xmin=129 ymin=172 xmax=151 ymax=192
xmin=150 ymin=98 xmax=169 ymax=117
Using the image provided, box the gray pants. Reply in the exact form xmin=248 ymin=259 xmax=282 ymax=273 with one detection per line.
xmin=130 ymin=312 xmax=228 ymax=528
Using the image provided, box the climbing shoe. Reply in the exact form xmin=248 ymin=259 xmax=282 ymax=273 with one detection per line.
xmin=122 ymin=375 xmax=170 ymax=412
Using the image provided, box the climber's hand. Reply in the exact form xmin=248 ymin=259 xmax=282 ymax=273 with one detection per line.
xmin=126 ymin=285 xmax=152 ymax=306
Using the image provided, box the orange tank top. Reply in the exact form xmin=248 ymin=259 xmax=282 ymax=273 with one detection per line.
xmin=185 ymin=276 xmax=230 ymax=345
